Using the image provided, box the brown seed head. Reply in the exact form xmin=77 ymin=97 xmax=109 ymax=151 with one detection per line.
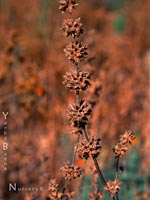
xmin=113 ymin=143 xmax=128 ymax=158
xmin=59 ymin=191 xmax=75 ymax=200
xmin=64 ymin=41 xmax=88 ymax=65
xmin=113 ymin=130 xmax=136 ymax=157
xmin=89 ymin=191 xmax=103 ymax=200
xmin=119 ymin=130 xmax=136 ymax=145
xmin=67 ymin=99 xmax=92 ymax=128
xmin=77 ymin=136 xmax=101 ymax=160
xmin=48 ymin=179 xmax=59 ymax=200
xmin=59 ymin=0 xmax=78 ymax=14
xmin=63 ymin=71 xmax=91 ymax=93
xmin=48 ymin=179 xmax=74 ymax=199
xmin=60 ymin=161 xmax=83 ymax=181
xmin=104 ymin=179 xmax=122 ymax=197
xmin=62 ymin=18 xmax=83 ymax=38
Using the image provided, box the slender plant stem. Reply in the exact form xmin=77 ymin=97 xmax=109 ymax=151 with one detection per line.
xmin=115 ymin=156 xmax=120 ymax=200
xmin=72 ymin=134 xmax=80 ymax=165
xmin=115 ymin=156 xmax=120 ymax=179
xmin=75 ymin=65 xmax=80 ymax=105
xmin=83 ymin=126 xmax=89 ymax=141
xmin=76 ymin=90 xmax=80 ymax=105
xmin=116 ymin=193 xmax=119 ymax=200
xmin=93 ymin=157 xmax=107 ymax=186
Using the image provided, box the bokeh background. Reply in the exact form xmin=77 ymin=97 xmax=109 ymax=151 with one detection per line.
xmin=0 ymin=0 xmax=150 ymax=199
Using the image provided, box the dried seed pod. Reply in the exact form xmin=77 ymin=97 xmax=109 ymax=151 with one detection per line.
xmin=62 ymin=18 xmax=83 ymax=38
xmin=113 ymin=143 xmax=128 ymax=158
xmin=59 ymin=191 xmax=75 ymax=200
xmin=48 ymin=179 xmax=59 ymax=200
xmin=77 ymin=136 xmax=101 ymax=160
xmin=63 ymin=71 xmax=91 ymax=93
xmin=119 ymin=130 xmax=136 ymax=145
xmin=104 ymin=179 xmax=122 ymax=197
xmin=67 ymin=99 xmax=92 ymax=128
xmin=48 ymin=179 xmax=74 ymax=199
xmin=60 ymin=162 xmax=83 ymax=181
xmin=59 ymin=0 xmax=78 ymax=14
xmin=113 ymin=130 xmax=136 ymax=157
xmin=64 ymin=41 xmax=88 ymax=65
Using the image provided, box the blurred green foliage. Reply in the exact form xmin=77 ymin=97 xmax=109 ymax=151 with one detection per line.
xmin=113 ymin=15 xmax=125 ymax=34
xmin=107 ymin=0 xmax=126 ymax=11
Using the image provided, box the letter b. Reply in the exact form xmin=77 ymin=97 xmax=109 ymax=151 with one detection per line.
xmin=3 ymin=143 xmax=8 ymax=150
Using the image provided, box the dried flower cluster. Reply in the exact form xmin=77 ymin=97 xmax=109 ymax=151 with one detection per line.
xmin=67 ymin=99 xmax=92 ymax=129
xmin=64 ymin=41 xmax=88 ymax=65
xmin=63 ymin=71 xmax=91 ymax=93
xmin=104 ymin=179 xmax=122 ymax=197
xmin=77 ymin=136 xmax=101 ymax=160
xmin=48 ymin=179 xmax=59 ymax=200
xmin=59 ymin=0 xmax=78 ymax=14
xmin=119 ymin=130 xmax=136 ymax=145
xmin=59 ymin=0 xmax=91 ymax=196
xmin=60 ymin=162 xmax=82 ymax=181
xmin=48 ymin=179 xmax=74 ymax=200
xmin=113 ymin=143 xmax=128 ymax=158
xmin=113 ymin=130 xmax=136 ymax=157
xmin=89 ymin=190 xmax=103 ymax=200
xmin=61 ymin=18 xmax=83 ymax=38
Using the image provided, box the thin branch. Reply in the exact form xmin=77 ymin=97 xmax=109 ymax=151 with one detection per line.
xmin=83 ymin=126 xmax=89 ymax=141
xmin=93 ymin=157 xmax=107 ymax=186
xmin=76 ymin=90 xmax=80 ymax=105
xmin=115 ymin=156 xmax=120 ymax=179
xmin=115 ymin=156 xmax=120 ymax=200
xmin=72 ymin=134 xmax=80 ymax=165
xmin=116 ymin=193 xmax=119 ymax=200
